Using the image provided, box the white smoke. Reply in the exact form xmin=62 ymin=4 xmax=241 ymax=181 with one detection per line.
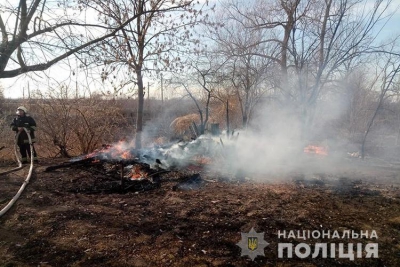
xmin=138 ymin=135 xmax=222 ymax=169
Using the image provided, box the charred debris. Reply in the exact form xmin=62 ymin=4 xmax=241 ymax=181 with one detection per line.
xmin=44 ymin=136 xmax=223 ymax=194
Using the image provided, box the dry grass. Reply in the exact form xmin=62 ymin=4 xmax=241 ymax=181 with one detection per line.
xmin=169 ymin=113 xmax=221 ymax=136
xmin=170 ymin=113 xmax=201 ymax=135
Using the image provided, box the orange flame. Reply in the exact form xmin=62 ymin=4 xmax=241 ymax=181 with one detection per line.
xmin=104 ymin=140 xmax=135 ymax=160
xmin=120 ymin=151 xmax=131 ymax=159
xmin=304 ymin=145 xmax=328 ymax=156
xmin=130 ymin=165 xmax=148 ymax=180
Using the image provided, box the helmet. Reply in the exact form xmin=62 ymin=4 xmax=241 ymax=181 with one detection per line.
xmin=17 ymin=106 xmax=28 ymax=113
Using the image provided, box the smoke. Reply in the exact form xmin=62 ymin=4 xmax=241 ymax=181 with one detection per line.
xmin=81 ymin=80 xmax=399 ymax=182
xmin=140 ymin=98 xmax=195 ymax=146
xmin=134 ymin=90 xmax=353 ymax=179
xmin=199 ymin=94 xmax=353 ymax=180
xmin=137 ymin=135 xmax=222 ymax=169
xmin=136 ymin=104 xmax=340 ymax=179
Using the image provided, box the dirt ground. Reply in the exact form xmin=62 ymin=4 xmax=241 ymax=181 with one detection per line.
xmin=1 ymin=157 xmax=400 ymax=267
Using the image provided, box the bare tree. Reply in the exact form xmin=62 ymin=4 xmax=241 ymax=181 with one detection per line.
xmin=0 ymin=85 xmax=6 ymax=152
xmin=360 ymin=55 xmax=400 ymax=158
xmin=219 ymin=0 xmax=399 ymax=140
xmin=0 ymin=0 xmax=152 ymax=79
xmin=34 ymin=86 xmax=129 ymax=156
xmin=338 ymin=69 xmax=378 ymax=140
xmin=228 ymin=55 xmax=271 ymax=128
xmin=34 ymin=87 xmax=75 ymax=157
xmin=171 ymin=51 xmax=230 ymax=135
xmin=208 ymin=2 xmax=275 ymax=128
xmin=85 ymin=0 xmax=209 ymax=148
xmin=0 ymin=85 xmax=4 ymax=100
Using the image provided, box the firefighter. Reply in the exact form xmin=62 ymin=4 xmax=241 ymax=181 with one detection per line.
xmin=10 ymin=106 xmax=38 ymax=164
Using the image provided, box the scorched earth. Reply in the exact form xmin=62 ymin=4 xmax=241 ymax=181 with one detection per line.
xmin=1 ymin=156 xmax=400 ymax=267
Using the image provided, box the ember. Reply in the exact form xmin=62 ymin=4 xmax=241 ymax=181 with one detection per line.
xmin=127 ymin=165 xmax=149 ymax=180
xmin=69 ymin=141 xmax=138 ymax=164
xmin=45 ymin=137 xmax=218 ymax=190
xmin=304 ymin=145 xmax=328 ymax=156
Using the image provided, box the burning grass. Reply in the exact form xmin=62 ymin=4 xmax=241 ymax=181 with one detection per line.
xmin=2 ymin=135 xmax=400 ymax=266
xmin=304 ymin=145 xmax=329 ymax=156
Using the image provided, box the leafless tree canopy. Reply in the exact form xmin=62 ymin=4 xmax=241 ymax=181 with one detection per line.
xmin=0 ymin=0 xmax=153 ymax=79
xmin=1 ymin=0 xmax=400 ymax=154
xmin=84 ymin=0 xmax=208 ymax=148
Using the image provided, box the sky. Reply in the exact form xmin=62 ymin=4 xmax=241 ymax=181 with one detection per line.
xmin=1 ymin=0 xmax=400 ymax=99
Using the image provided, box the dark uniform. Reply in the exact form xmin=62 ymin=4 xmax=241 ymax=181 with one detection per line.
xmin=10 ymin=113 xmax=38 ymax=163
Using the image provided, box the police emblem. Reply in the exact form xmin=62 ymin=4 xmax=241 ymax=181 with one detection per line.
xmin=248 ymin=237 xmax=258 ymax=251
xmin=237 ymin=228 xmax=269 ymax=261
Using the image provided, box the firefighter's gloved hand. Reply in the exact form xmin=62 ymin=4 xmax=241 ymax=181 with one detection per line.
xmin=17 ymin=127 xmax=24 ymax=132
xmin=24 ymin=124 xmax=32 ymax=131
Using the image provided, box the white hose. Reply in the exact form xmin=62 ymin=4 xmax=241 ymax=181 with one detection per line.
xmin=0 ymin=128 xmax=34 ymax=217
xmin=0 ymin=131 xmax=24 ymax=176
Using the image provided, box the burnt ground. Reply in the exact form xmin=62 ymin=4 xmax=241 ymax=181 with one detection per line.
xmin=1 ymin=157 xmax=400 ymax=267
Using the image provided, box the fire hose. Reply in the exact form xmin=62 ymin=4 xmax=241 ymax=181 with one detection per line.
xmin=0 ymin=128 xmax=34 ymax=217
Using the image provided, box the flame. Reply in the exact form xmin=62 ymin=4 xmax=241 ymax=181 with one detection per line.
xmin=84 ymin=151 xmax=98 ymax=159
xmin=96 ymin=140 xmax=136 ymax=160
xmin=120 ymin=151 xmax=131 ymax=159
xmin=130 ymin=165 xmax=148 ymax=180
xmin=304 ymin=145 xmax=328 ymax=156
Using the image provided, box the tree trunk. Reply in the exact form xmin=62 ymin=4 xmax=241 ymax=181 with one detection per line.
xmin=243 ymin=88 xmax=250 ymax=128
xmin=361 ymin=94 xmax=383 ymax=159
xmin=226 ymin=99 xmax=230 ymax=137
xmin=135 ymin=0 xmax=144 ymax=149
xmin=242 ymin=114 xmax=248 ymax=128
xmin=361 ymin=63 xmax=400 ymax=159
xmin=396 ymin=112 xmax=400 ymax=146
xmin=204 ymin=91 xmax=211 ymax=134
xmin=198 ymin=109 xmax=204 ymax=135
xmin=300 ymin=101 xmax=316 ymax=143
xmin=135 ymin=68 xmax=145 ymax=149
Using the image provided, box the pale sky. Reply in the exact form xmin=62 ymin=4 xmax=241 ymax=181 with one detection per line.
xmin=1 ymin=0 xmax=400 ymax=99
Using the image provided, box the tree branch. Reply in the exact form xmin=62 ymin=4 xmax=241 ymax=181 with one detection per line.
xmin=0 ymin=15 xmax=7 ymax=45
xmin=0 ymin=10 xmax=145 ymax=78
